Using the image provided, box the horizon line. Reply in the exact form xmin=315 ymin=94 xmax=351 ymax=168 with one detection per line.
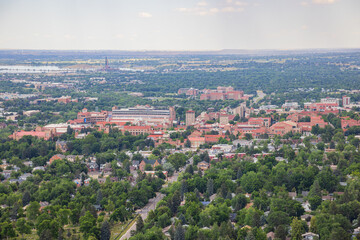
xmin=1 ymin=47 xmax=360 ymax=52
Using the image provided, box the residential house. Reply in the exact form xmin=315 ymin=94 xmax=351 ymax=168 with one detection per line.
xmin=49 ymin=154 xmax=66 ymax=164
xmin=197 ymin=161 xmax=210 ymax=171
xmin=87 ymin=162 xmax=99 ymax=172
xmin=302 ymin=232 xmax=319 ymax=240
xmin=139 ymin=159 xmax=161 ymax=172
xmin=56 ymin=140 xmax=68 ymax=153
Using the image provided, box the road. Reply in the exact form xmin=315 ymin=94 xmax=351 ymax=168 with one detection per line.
xmin=253 ymin=90 xmax=266 ymax=103
xmin=120 ymin=156 xmax=193 ymax=240
xmin=120 ymin=192 xmax=165 ymax=240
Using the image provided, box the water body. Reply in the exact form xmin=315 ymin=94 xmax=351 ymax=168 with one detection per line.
xmin=0 ymin=65 xmax=74 ymax=73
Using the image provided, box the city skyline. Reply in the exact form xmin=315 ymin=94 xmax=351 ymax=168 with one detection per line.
xmin=0 ymin=0 xmax=360 ymax=50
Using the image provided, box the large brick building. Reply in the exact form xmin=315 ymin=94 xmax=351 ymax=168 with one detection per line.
xmin=269 ymin=121 xmax=301 ymax=136
xmin=123 ymin=126 xmax=153 ymax=136
xmin=200 ymin=86 xmax=244 ymax=101
xmin=77 ymin=108 xmax=108 ymax=124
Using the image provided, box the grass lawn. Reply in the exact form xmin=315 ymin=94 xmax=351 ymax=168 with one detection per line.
xmin=111 ymin=215 xmax=138 ymax=240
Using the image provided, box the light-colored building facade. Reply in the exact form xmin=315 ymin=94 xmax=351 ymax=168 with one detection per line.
xmin=186 ymin=110 xmax=196 ymax=126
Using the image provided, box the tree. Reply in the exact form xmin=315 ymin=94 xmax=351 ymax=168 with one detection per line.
xmin=232 ymin=194 xmax=248 ymax=211
xmin=158 ymin=213 xmax=171 ymax=228
xmin=290 ymin=218 xmax=304 ymax=240
xmin=100 ymin=221 xmax=111 ymax=240
xmin=330 ymin=227 xmax=350 ymax=240
xmin=16 ymin=218 xmax=31 ymax=238
xmin=240 ymin=171 xmax=262 ymax=193
xmin=67 ymin=125 xmax=73 ymax=135
xmin=180 ymin=180 xmax=188 ymax=200
xmin=80 ymin=211 xmax=98 ymax=239
xmin=275 ymin=225 xmax=287 ymax=240
xmin=206 ymin=178 xmax=214 ymax=196
xmin=245 ymin=231 xmax=256 ymax=240
xmin=185 ymin=139 xmax=191 ymax=148
xmin=174 ymin=223 xmax=185 ymax=240
xmin=37 ymin=219 xmax=60 ymax=240
xmin=96 ymin=189 xmax=103 ymax=205
xmin=316 ymin=167 xmax=337 ymax=192
xmin=267 ymin=211 xmax=291 ymax=228
xmin=136 ymin=216 xmax=144 ymax=233
xmin=185 ymin=165 xmax=194 ymax=175
xmin=244 ymin=133 xmax=253 ymax=140
xmin=22 ymin=191 xmax=31 ymax=206
xmin=169 ymin=191 xmax=181 ymax=214
xmin=106 ymin=200 xmax=115 ymax=214
xmin=39 ymin=229 xmax=52 ymax=240
xmin=1 ymin=222 xmax=16 ymax=239
xmin=27 ymin=201 xmax=40 ymax=221
xmin=58 ymin=209 xmax=71 ymax=226
xmin=110 ymin=206 xmax=129 ymax=222
xmin=309 ymin=179 xmax=321 ymax=197
xmin=163 ymin=162 xmax=175 ymax=175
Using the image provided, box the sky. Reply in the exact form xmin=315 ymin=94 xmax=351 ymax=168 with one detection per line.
xmin=0 ymin=0 xmax=359 ymax=50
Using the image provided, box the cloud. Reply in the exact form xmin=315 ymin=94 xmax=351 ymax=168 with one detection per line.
xmin=176 ymin=7 xmax=213 ymax=16
xmin=300 ymin=1 xmax=309 ymax=6
xmin=234 ymin=1 xmax=248 ymax=7
xmin=312 ymin=0 xmax=337 ymax=4
xmin=114 ymin=34 xmax=124 ymax=39
xmin=221 ymin=7 xmax=244 ymax=12
xmin=64 ymin=34 xmax=76 ymax=40
xmin=197 ymin=1 xmax=207 ymax=7
xmin=209 ymin=8 xmax=219 ymax=13
xmin=138 ymin=12 xmax=152 ymax=18
xmin=301 ymin=25 xmax=308 ymax=30
xmin=176 ymin=0 xmax=246 ymax=16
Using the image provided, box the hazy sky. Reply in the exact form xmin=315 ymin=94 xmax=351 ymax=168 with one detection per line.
xmin=0 ymin=0 xmax=359 ymax=50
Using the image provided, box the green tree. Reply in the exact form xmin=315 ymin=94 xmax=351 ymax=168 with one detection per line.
xmin=80 ymin=211 xmax=98 ymax=239
xmin=27 ymin=201 xmax=40 ymax=221
xmin=1 ymin=221 xmax=16 ymax=239
xmin=58 ymin=209 xmax=71 ymax=226
xmin=106 ymin=200 xmax=115 ymax=213
xmin=100 ymin=221 xmax=111 ymax=240
xmin=185 ymin=139 xmax=191 ymax=148
xmin=206 ymin=178 xmax=214 ymax=196
xmin=290 ymin=218 xmax=304 ymax=240
xmin=174 ymin=223 xmax=185 ymax=240
xmin=275 ymin=225 xmax=287 ymax=240
xmin=22 ymin=191 xmax=31 ymax=206
xmin=16 ymin=218 xmax=31 ymax=238
xmin=136 ymin=216 xmax=144 ymax=233
xmin=231 ymin=193 xmax=248 ymax=212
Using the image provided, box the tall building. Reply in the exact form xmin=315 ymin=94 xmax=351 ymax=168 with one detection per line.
xmin=169 ymin=106 xmax=176 ymax=123
xmin=186 ymin=110 xmax=196 ymax=126
xmin=343 ymin=96 xmax=350 ymax=106
xmin=233 ymin=103 xmax=246 ymax=118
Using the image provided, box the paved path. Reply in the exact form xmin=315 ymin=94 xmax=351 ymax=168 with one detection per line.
xmin=120 ymin=192 xmax=165 ymax=240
